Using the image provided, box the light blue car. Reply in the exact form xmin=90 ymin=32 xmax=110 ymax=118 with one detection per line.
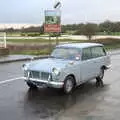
xmin=22 ymin=43 xmax=111 ymax=94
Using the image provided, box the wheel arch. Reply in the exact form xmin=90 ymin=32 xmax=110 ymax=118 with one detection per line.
xmin=65 ymin=74 xmax=77 ymax=87
xmin=101 ymin=65 xmax=107 ymax=70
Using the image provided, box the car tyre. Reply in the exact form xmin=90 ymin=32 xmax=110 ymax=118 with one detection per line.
xmin=96 ymin=68 xmax=104 ymax=87
xmin=97 ymin=68 xmax=104 ymax=80
xmin=63 ymin=76 xmax=75 ymax=94
xmin=26 ymin=81 xmax=37 ymax=89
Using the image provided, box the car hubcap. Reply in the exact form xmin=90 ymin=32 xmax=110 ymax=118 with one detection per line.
xmin=65 ymin=79 xmax=73 ymax=93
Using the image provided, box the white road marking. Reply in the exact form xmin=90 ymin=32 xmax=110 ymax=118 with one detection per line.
xmin=0 ymin=77 xmax=23 ymax=85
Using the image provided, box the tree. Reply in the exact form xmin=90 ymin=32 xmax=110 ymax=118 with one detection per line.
xmin=81 ymin=23 xmax=98 ymax=40
xmin=73 ymin=24 xmax=85 ymax=35
xmin=40 ymin=24 xmax=44 ymax=34
xmin=99 ymin=20 xmax=114 ymax=34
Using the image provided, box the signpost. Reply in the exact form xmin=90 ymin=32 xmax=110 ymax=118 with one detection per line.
xmin=44 ymin=1 xmax=61 ymax=53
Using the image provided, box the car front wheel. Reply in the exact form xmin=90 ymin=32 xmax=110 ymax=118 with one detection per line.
xmin=26 ymin=81 xmax=37 ymax=89
xmin=63 ymin=76 xmax=75 ymax=94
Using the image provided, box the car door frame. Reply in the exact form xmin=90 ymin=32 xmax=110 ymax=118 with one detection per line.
xmin=90 ymin=46 xmax=108 ymax=77
xmin=80 ymin=47 xmax=95 ymax=82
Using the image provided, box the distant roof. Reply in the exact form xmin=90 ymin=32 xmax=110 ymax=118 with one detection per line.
xmin=57 ymin=43 xmax=103 ymax=49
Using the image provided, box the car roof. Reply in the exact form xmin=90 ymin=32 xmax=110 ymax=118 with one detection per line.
xmin=57 ymin=43 xmax=103 ymax=49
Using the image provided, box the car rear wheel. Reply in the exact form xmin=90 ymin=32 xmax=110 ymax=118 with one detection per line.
xmin=26 ymin=81 xmax=37 ymax=89
xmin=97 ymin=68 xmax=104 ymax=80
xmin=63 ymin=76 xmax=75 ymax=94
xmin=96 ymin=68 xmax=104 ymax=87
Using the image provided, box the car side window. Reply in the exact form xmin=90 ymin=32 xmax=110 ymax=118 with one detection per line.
xmin=82 ymin=48 xmax=92 ymax=61
xmin=91 ymin=46 xmax=106 ymax=58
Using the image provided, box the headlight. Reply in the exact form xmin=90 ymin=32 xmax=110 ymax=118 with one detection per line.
xmin=52 ymin=68 xmax=60 ymax=76
xmin=22 ymin=64 xmax=29 ymax=71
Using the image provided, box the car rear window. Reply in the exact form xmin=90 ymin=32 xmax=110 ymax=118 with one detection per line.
xmin=91 ymin=46 xmax=106 ymax=58
xmin=82 ymin=46 xmax=106 ymax=61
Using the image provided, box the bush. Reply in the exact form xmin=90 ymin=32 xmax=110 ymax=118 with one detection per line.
xmin=21 ymin=32 xmax=41 ymax=37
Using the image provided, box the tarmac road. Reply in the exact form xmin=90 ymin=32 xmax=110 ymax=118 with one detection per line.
xmin=0 ymin=54 xmax=120 ymax=120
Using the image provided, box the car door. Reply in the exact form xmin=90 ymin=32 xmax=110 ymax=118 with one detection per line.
xmin=91 ymin=46 xmax=107 ymax=77
xmin=80 ymin=47 xmax=95 ymax=82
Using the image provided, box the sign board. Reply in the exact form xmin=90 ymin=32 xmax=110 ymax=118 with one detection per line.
xmin=44 ymin=10 xmax=61 ymax=33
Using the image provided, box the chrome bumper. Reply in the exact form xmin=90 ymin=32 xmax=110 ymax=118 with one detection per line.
xmin=106 ymin=65 xmax=111 ymax=69
xmin=23 ymin=77 xmax=64 ymax=88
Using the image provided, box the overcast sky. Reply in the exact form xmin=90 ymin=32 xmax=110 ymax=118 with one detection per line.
xmin=0 ymin=0 xmax=120 ymax=24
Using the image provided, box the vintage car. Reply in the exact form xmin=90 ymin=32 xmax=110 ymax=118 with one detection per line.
xmin=22 ymin=43 xmax=111 ymax=94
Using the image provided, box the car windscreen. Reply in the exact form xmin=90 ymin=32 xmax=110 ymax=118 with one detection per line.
xmin=51 ymin=47 xmax=81 ymax=60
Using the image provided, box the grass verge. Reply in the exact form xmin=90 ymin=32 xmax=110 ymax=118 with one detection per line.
xmin=9 ymin=38 xmax=120 ymax=55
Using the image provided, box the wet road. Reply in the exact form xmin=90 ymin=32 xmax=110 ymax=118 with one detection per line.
xmin=0 ymin=55 xmax=120 ymax=120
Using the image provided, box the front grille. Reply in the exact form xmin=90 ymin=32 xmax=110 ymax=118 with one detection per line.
xmin=31 ymin=71 xmax=39 ymax=79
xmin=41 ymin=72 xmax=50 ymax=80
xmin=24 ymin=71 xmax=50 ymax=81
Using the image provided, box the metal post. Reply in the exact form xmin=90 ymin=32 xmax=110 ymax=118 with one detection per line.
xmin=4 ymin=32 xmax=6 ymax=48
xmin=56 ymin=35 xmax=59 ymax=45
xmin=49 ymin=34 xmax=51 ymax=54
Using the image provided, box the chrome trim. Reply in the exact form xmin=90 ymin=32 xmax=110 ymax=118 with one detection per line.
xmin=24 ymin=70 xmax=51 ymax=81
xmin=23 ymin=77 xmax=64 ymax=86
xmin=106 ymin=65 xmax=111 ymax=69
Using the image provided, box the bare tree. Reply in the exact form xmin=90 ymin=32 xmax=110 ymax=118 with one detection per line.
xmin=81 ymin=23 xmax=98 ymax=40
